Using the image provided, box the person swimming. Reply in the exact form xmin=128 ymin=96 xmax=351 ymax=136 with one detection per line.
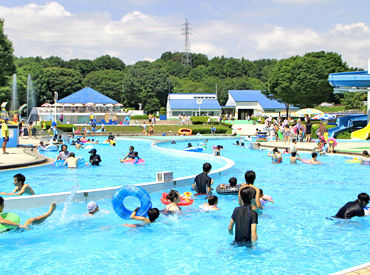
xmin=0 ymin=174 xmax=35 ymax=196
xmin=334 ymin=193 xmax=369 ymax=219
xmin=199 ymin=195 xmax=219 ymax=211
xmin=89 ymin=149 xmax=102 ymax=166
xmin=121 ymin=146 xmax=135 ymax=161
xmin=164 ymin=190 xmax=181 ymax=213
xmin=64 ymin=152 xmax=81 ymax=168
xmin=87 ymin=201 xmax=99 ymax=216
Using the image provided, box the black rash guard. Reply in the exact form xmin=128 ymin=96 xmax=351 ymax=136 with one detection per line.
xmin=334 ymin=201 xmax=365 ymax=219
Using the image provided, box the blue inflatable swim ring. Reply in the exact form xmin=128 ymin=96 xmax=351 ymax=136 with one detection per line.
xmin=53 ymin=158 xmax=87 ymax=167
xmin=38 ymin=145 xmax=59 ymax=152
xmin=112 ymin=185 xmax=152 ymax=219
xmin=184 ymin=147 xmax=204 ymax=152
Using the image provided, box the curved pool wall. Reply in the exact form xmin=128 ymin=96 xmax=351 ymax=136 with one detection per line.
xmin=3 ymin=137 xmax=235 ymax=210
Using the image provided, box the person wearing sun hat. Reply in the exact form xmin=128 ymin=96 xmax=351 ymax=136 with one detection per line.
xmin=2 ymin=118 xmax=9 ymax=154
xmin=87 ymin=201 xmax=99 ymax=216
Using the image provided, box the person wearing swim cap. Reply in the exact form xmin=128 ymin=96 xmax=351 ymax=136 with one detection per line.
xmin=0 ymin=196 xmax=56 ymax=231
xmin=334 ymin=193 xmax=369 ymax=219
xmin=87 ymin=201 xmax=99 ymax=216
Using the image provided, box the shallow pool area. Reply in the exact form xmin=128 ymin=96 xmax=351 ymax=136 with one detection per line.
xmin=0 ymin=137 xmax=369 ymax=274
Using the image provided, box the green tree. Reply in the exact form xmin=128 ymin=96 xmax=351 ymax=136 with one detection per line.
xmin=42 ymin=67 xmax=83 ymax=100
xmin=144 ymin=97 xmax=161 ymax=113
xmin=189 ymin=65 xmax=208 ymax=81
xmin=0 ymin=19 xmax=16 ymax=102
xmin=340 ymin=93 xmax=366 ymax=110
xmin=93 ymin=55 xmax=125 ymax=71
xmin=66 ymin=59 xmax=94 ymax=76
xmin=83 ymin=69 xmax=125 ymax=102
xmin=122 ymin=62 xmax=172 ymax=110
xmin=267 ymin=55 xmax=334 ymax=113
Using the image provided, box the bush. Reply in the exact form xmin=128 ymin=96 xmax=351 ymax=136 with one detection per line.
xmin=41 ymin=121 xmax=74 ymax=132
xmin=57 ymin=124 xmax=75 ymax=132
xmin=191 ymin=126 xmax=228 ymax=134
xmin=190 ymin=116 xmax=210 ymax=124
xmin=131 ymin=115 xmax=148 ymax=119
xmin=337 ymin=131 xmax=351 ymax=139
xmin=159 ymin=107 xmax=166 ymax=116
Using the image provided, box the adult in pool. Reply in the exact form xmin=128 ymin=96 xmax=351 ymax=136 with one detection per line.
xmin=228 ymin=187 xmax=258 ymax=243
xmin=89 ymin=149 xmax=102 ymax=166
xmin=290 ymin=151 xmax=301 ymax=164
xmin=0 ymin=174 xmax=35 ymax=196
xmin=0 ymin=196 xmax=56 ymax=231
xmin=334 ymin=193 xmax=369 ymax=219
xmin=309 ymin=152 xmax=321 ymax=165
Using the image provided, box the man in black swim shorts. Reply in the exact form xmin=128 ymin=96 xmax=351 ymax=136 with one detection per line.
xmin=334 ymin=193 xmax=369 ymax=219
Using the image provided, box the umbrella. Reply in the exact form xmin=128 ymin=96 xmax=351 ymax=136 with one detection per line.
xmin=41 ymin=103 xmax=51 ymax=107
xmin=73 ymin=103 xmax=84 ymax=107
xmin=115 ymin=103 xmax=124 ymax=107
xmin=85 ymin=102 xmax=95 ymax=107
xmin=295 ymin=108 xmax=324 ymax=116
xmin=62 ymin=103 xmax=73 ymax=107
xmin=95 ymin=104 xmax=104 ymax=107
xmin=105 ymin=104 xmax=114 ymax=107
xmin=312 ymin=113 xmax=336 ymax=120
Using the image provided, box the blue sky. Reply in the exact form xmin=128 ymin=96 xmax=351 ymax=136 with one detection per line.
xmin=1 ymin=0 xmax=370 ymax=67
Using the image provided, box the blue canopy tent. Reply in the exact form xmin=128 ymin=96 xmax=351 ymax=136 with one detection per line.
xmin=57 ymin=87 xmax=118 ymax=104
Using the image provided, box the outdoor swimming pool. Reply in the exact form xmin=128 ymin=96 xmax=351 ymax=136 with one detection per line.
xmin=0 ymin=137 xmax=226 ymax=194
xmin=0 ymin=138 xmax=369 ymax=274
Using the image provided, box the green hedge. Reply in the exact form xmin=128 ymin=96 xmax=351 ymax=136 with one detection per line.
xmin=191 ymin=126 xmax=228 ymax=134
xmin=336 ymin=131 xmax=351 ymax=139
xmin=41 ymin=121 xmax=75 ymax=132
xmin=190 ymin=116 xmax=210 ymax=124
xmin=131 ymin=115 xmax=148 ymax=119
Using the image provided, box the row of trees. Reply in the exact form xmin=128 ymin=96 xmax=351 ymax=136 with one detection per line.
xmin=0 ymin=18 xmax=364 ymax=114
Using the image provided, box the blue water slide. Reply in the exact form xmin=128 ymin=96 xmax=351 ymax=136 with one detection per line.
xmin=327 ymin=114 xmax=368 ymax=138
xmin=328 ymin=71 xmax=370 ymax=88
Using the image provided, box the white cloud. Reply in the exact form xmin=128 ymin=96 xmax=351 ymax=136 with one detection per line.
xmin=272 ymin=0 xmax=332 ymax=4
xmin=1 ymin=2 xmax=370 ymax=69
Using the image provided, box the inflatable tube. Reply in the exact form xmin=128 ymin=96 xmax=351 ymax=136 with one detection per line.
xmin=216 ymin=184 xmax=241 ymax=195
xmin=184 ymin=147 xmax=204 ymax=152
xmin=123 ymin=158 xmax=145 ymax=164
xmin=52 ymin=158 xmax=88 ymax=167
xmin=260 ymin=195 xmax=273 ymax=206
xmin=161 ymin=192 xmax=194 ymax=206
xmin=38 ymin=145 xmax=59 ymax=152
xmin=363 ymin=160 xmax=370 ymax=165
xmin=199 ymin=204 xmax=217 ymax=211
xmin=364 ymin=207 xmax=369 ymax=216
xmin=346 ymin=158 xmax=361 ymax=164
xmin=112 ymin=186 xmax=152 ymax=219
xmin=301 ymin=159 xmax=312 ymax=164
xmin=84 ymin=145 xmax=93 ymax=150
xmin=328 ymin=137 xmax=337 ymax=147
xmin=272 ymin=158 xmax=282 ymax=164
xmin=0 ymin=212 xmax=20 ymax=232
xmin=178 ymin=128 xmax=192 ymax=135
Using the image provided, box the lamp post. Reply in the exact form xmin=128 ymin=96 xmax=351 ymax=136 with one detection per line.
xmin=196 ymin=99 xmax=202 ymax=116
xmin=54 ymin=91 xmax=58 ymax=122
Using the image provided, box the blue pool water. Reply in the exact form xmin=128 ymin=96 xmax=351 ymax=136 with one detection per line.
xmin=0 ymin=138 xmax=369 ymax=274
xmin=0 ymin=137 xmax=225 ymax=194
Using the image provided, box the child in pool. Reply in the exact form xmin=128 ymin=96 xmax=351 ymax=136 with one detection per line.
xmin=0 ymin=174 xmax=35 ymax=196
xmin=361 ymin=150 xmax=370 ymax=165
xmin=219 ymin=177 xmax=238 ymax=189
xmin=290 ymin=151 xmax=301 ymax=164
xmin=310 ymin=152 xmax=321 ymax=165
xmin=64 ymin=152 xmax=81 ymax=168
xmin=199 ymin=195 xmax=219 ymax=211
xmin=259 ymin=189 xmax=274 ymax=206
xmin=127 ymin=207 xmax=160 ymax=227
xmin=121 ymin=146 xmax=135 ymax=161
xmin=165 ymin=190 xmax=181 ymax=213
xmin=267 ymin=148 xmax=282 ymax=163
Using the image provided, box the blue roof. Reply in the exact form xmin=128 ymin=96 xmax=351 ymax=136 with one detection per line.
xmin=58 ymin=87 xmax=118 ymax=104
xmin=169 ymin=99 xmax=221 ymax=110
xmin=229 ymin=90 xmax=297 ymax=109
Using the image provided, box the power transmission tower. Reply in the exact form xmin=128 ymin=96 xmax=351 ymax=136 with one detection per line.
xmin=182 ymin=18 xmax=192 ymax=67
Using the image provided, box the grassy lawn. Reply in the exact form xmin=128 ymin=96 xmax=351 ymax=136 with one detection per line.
xmin=314 ymin=105 xmax=346 ymax=112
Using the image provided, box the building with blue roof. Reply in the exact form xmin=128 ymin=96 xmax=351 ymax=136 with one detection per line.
xmin=167 ymin=93 xmax=221 ymax=118
xmin=225 ymin=90 xmax=296 ymax=119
